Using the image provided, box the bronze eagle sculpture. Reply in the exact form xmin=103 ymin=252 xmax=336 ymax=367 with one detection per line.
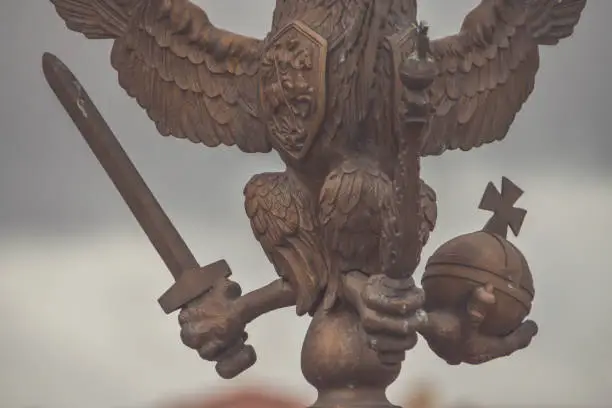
xmin=49 ymin=0 xmax=586 ymax=386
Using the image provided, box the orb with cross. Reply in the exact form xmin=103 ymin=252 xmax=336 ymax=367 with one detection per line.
xmin=419 ymin=177 xmax=536 ymax=364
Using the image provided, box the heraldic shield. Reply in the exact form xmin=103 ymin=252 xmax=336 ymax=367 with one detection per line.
xmin=259 ymin=21 xmax=328 ymax=161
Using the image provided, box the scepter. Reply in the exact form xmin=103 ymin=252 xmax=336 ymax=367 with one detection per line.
xmin=380 ymin=22 xmax=436 ymax=282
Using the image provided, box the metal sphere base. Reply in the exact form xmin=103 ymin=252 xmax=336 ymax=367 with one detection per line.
xmin=302 ymin=305 xmax=401 ymax=408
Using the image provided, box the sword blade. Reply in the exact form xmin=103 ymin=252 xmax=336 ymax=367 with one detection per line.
xmin=42 ymin=52 xmax=229 ymax=313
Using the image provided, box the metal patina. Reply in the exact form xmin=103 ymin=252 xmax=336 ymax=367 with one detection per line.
xmin=44 ymin=0 xmax=587 ymax=407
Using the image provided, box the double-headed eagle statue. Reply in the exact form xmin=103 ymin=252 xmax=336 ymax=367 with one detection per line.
xmin=47 ymin=0 xmax=586 ymax=407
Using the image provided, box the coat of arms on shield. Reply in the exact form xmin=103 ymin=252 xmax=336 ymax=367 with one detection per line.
xmin=259 ymin=21 xmax=328 ymax=160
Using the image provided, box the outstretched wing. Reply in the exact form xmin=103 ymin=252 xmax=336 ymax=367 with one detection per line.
xmin=244 ymin=172 xmax=329 ymax=316
xmin=50 ymin=0 xmax=271 ymax=153
xmin=421 ymin=0 xmax=587 ymax=156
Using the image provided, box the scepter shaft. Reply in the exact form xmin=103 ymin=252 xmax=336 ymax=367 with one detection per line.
xmin=380 ymin=122 xmax=423 ymax=280
xmin=380 ymin=23 xmax=434 ymax=281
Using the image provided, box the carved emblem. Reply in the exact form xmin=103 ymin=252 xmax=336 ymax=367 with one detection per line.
xmin=259 ymin=21 xmax=328 ymax=160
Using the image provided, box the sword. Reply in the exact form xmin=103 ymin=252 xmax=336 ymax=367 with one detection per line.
xmin=42 ymin=52 xmax=255 ymax=379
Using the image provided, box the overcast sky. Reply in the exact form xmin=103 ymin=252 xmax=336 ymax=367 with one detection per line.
xmin=1 ymin=0 xmax=611 ymax=407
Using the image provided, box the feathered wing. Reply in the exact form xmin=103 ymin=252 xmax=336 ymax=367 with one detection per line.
xmin=244 ymin=172 xmax=329 ymax=316
xmin=421 ymin=0 xmax=587 ymax=156
xmin=50 ymin=0 xmax=271 ymax=153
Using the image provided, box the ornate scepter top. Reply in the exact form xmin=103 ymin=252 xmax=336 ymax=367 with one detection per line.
xmin=479 ymin=177 xmax=527 ymax=238
xmin=415 ymin=21 xmax=430 ymax=60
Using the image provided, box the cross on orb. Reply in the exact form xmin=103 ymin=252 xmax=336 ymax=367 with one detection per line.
xmin=479 ymin=177 xmax=527 ymax=239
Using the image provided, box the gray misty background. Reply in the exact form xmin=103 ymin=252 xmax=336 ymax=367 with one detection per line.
xmin=1 ymin=0 xmax=611 ymax=407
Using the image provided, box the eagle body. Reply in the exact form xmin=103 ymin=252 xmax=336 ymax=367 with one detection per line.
xmin=248 ymin=0 xmax=426 ymax=316
xmin=50 ymin=0 xmax=586 ymax=315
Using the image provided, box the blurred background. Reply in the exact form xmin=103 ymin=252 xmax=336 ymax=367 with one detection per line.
xmin=154 ymin=385 xmax=438 ymax=408
xmin=1 ymin=0 xmax=611 ymax=407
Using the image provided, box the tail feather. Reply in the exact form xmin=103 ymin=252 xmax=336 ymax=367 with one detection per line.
xmin=50 ymin=0 xmax=132 ymax=39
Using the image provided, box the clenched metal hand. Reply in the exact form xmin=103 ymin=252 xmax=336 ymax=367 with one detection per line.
xmin=179 ymin=280 xmax=245 ymax=360
xmin=419 ymin=284 xmax=539 ymax=365
xmin=345 ymin=273 xmax=427 ymax=365
xmin=177 ymin=279 xmax=256 ymax=379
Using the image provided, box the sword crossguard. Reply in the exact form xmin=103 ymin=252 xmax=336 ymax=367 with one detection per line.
xmin=158 ymin=259 xmax=232 ymax=314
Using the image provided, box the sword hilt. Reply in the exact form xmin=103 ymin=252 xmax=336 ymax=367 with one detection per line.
xmin=164 ymin=260 xmax=257 ymax=378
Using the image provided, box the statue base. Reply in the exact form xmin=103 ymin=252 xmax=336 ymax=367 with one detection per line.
xmin=301 ymin=304 xmax=401 ymax=408
xmin=310 ymin=389 xmax=400 ymax=408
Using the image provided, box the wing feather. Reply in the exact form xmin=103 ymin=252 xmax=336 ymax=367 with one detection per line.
xmin=421 ymin=0 xmax=587 ymax=156
xmin=244 ymin=172 xmax=329 ymax=316
xmin=51 ymin=0 xmax=130 ymax=38
xmin=51 ymin=0 xmax=271 ymax=153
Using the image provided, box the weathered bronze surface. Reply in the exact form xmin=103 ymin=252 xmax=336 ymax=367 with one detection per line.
xmin=45 ymin=0 xmax=587 ymax=407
